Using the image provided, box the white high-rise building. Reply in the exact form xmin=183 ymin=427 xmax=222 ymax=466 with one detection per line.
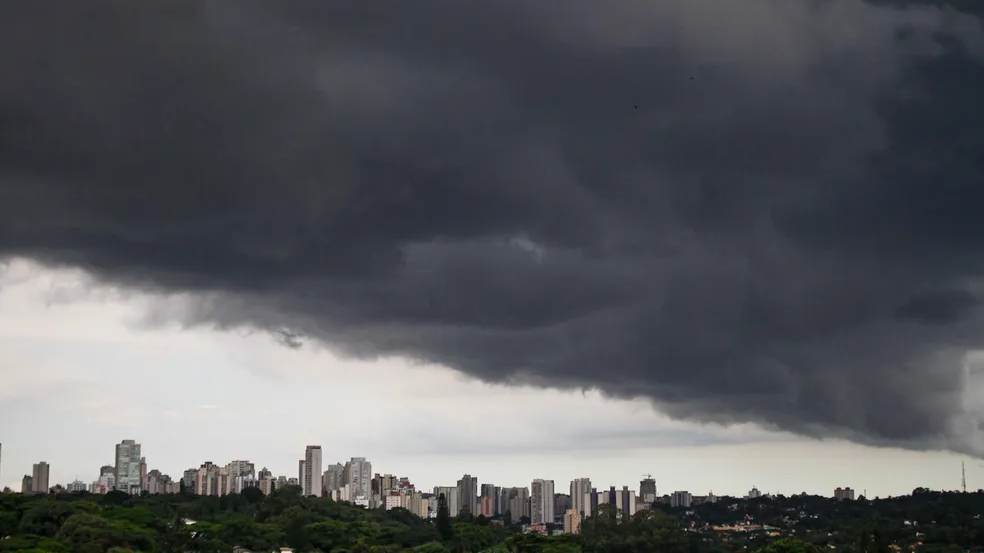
xmin=114 ymin=440 xmax=142 ymax=495
xmin=531 ymin=479 xmax=555 ymax=525
xmin=570 ymin=478 xmax=591 ymax=517
xmin=304 ymin=446 xmax=323 ymax=497
xmin=346 ymin=457 xmax=371 ymax=499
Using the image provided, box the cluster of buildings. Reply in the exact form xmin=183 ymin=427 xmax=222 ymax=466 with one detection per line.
xmin=4 ymin=440 xmax=857 ymax=535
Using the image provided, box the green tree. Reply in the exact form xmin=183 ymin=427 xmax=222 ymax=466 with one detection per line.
xmin=436 ymin=493 xmax=455 ymax=543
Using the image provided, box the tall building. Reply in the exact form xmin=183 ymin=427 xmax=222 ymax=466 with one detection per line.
xmin=140 ymin=458 xmax=148 ymax=492
xmin=554 ymin=493 xmax=572 ymax=518
xmin=531 ymin=479 xmax=555 ymax=525
xmin=503 ymin=487 xmax=531 ymax=521
xmin=563 ymin=508 xmax=581 ymax=534
xmin=298 ymin=460 xmax=306 ymax=495
xmin=434 ymin=486 xmax=459 ymax=515
xmin=258 ymin=467 xmax=272 ymax=480
xmin=21 ymin=475 xmax=32 ymax=494
xmin=31 ymin=462 xmax=50 ymax=493
xmin=304 ymin=446 xmax=323 ymax=497
xmin=346 ymin=457 xmax=371 ymax=499
xmin=457 ymin=474 xmax=478 ymax=515
xmin=100 ymin=465 xmax=115 ymax=476
xmin=640 ymin=477 xmax=657 ymax=504
xmin=480 ymin=484 xmax=500 ymax=515
xmin=834 ymin=487 xmax=855 ymax=501
xmin=571 ymin=478 xmax=591 ymax=517
xmin=616 ymin=486 xmax=636 ymax=516
xmin=324 ymin=463 xmax=345 ymax=493
xmin=114 ymin=440 xmax=142 ymax=495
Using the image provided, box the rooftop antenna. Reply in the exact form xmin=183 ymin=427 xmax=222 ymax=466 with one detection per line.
xmin=962 ymin=461 xmax=967 ymax=493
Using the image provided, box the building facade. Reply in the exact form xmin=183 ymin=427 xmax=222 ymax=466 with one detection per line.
xmin=531 ymin=479 xmax=555 ymax=525
xmin=304 ymin=446 xmax=323 ymax=497
xmin=457 ymin=474 xmax=478 ymax=515
xmin=31 ymin=462 xmax=49 ymax=494
xmin=114 ymin=440 xmax=142 ymax=494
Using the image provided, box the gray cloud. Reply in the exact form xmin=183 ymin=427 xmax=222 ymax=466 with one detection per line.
xmin=2 ymin=0 xmax=984 ymax=453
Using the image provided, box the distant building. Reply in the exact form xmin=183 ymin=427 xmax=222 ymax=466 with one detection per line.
xmin=563 ymin=508 xmax=581 ymax=534
xmin=346 ymin=458 xmax=372 ymax=500
xmin=480 ymin=484 xmax=500 ymax=515
xmin=434 ymin=486 xmax=459 ymax=516
xmin=834 ymin=487 xmax=855 ymax=501
xmin=31 ymin=462 xmax=50 ymax=493
xmin=67 ymin=480 xmax=87 ymax=493
xmin=554 ymin=493 xmax=572 ymax=519
xmin=260 ymin=476 xmax=276 ymax=496
xmin=502 ymin=487 xmax=530 ymax=521
xmin=304 ymin=446 xmax=322 ymax=497
xmin=21 ymin=475 xmax=33 ymax=494
xmin=571 ymin=479 xmax=591 ymax=518
xmin=670 ymin=491 xmax=692 ymax=508
xmin=457 ymin=474 xmax=478 ymax=515
xmin=747 ymin=486 xmax=762 ymax=499
xmin=640 ymin=477 xmax=657 ymax=504
xmin=323 ymin=463 xmax=345 ymax=494
xmin=531 ymin=479 xmax=555 ymax=525
xmin=114 ymin=440 xmax=142 ymax=495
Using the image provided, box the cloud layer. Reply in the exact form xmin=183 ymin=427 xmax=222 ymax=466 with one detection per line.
xmin=2 ymin=0 xmax=984 ymax=454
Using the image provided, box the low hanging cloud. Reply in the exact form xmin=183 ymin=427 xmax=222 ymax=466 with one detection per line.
xmin=2 ymin=0 xmax=984 ymax=454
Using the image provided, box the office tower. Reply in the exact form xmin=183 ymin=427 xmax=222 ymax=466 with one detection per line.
xmin=258 ymin=467 xmax=272 ymax=480
xmin=457 ymin=474 xmax=478 ymax=515
xmin=31 ymin=462 xmax=50 ymax=493
xmin=140 ymin=458 xmax=148 ymax=492
xmin=21 ymin=475 xmax=32 ymax=494
xmin=571 ymin=478 xmax=591 ymax=517
xmin=640 ymin=477 xmax=657 ymax=504
xmin=304 ymin=446 xmax=323 ymax=497
xmin=114 ymin=440 xmax=142 ymax=495
xmin=298 ymin=460 xmax=306 ymax=495
xmin=100 ymin=465 xmax=114 ymax=476
xmin=589 ymin=488 xmax=599 ymax=516
xmin=531 ymin=479 xmax=555 ymax=525
xmin=346 ymin=457 xmax=371 ymax=499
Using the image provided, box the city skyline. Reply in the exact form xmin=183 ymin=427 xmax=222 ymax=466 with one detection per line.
xmin=0 ymin=431 xmax=978 ymax=499
xmin=3 ymin=0 xmax=984 ymax=509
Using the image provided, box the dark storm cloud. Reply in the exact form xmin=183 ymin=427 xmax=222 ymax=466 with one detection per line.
xmin=2 ymin=0 xmax=984 ymax=453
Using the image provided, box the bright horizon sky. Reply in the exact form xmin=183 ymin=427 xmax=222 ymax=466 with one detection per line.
xmin=0 ymin=258 xmax=979 ymax=498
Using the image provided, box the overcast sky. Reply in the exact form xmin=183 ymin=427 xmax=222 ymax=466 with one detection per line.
xmin=2 ymin=0 xmax=984 ymax=499
xmin=0 ymin=259 xmax=977 ymax=497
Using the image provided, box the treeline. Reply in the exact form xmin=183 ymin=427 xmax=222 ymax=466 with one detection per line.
xmin=1 ymin=485 xmax=980 ymax=552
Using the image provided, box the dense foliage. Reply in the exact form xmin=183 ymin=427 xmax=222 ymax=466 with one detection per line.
xmin=0 ymin=487 xmax=982 ymax=552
